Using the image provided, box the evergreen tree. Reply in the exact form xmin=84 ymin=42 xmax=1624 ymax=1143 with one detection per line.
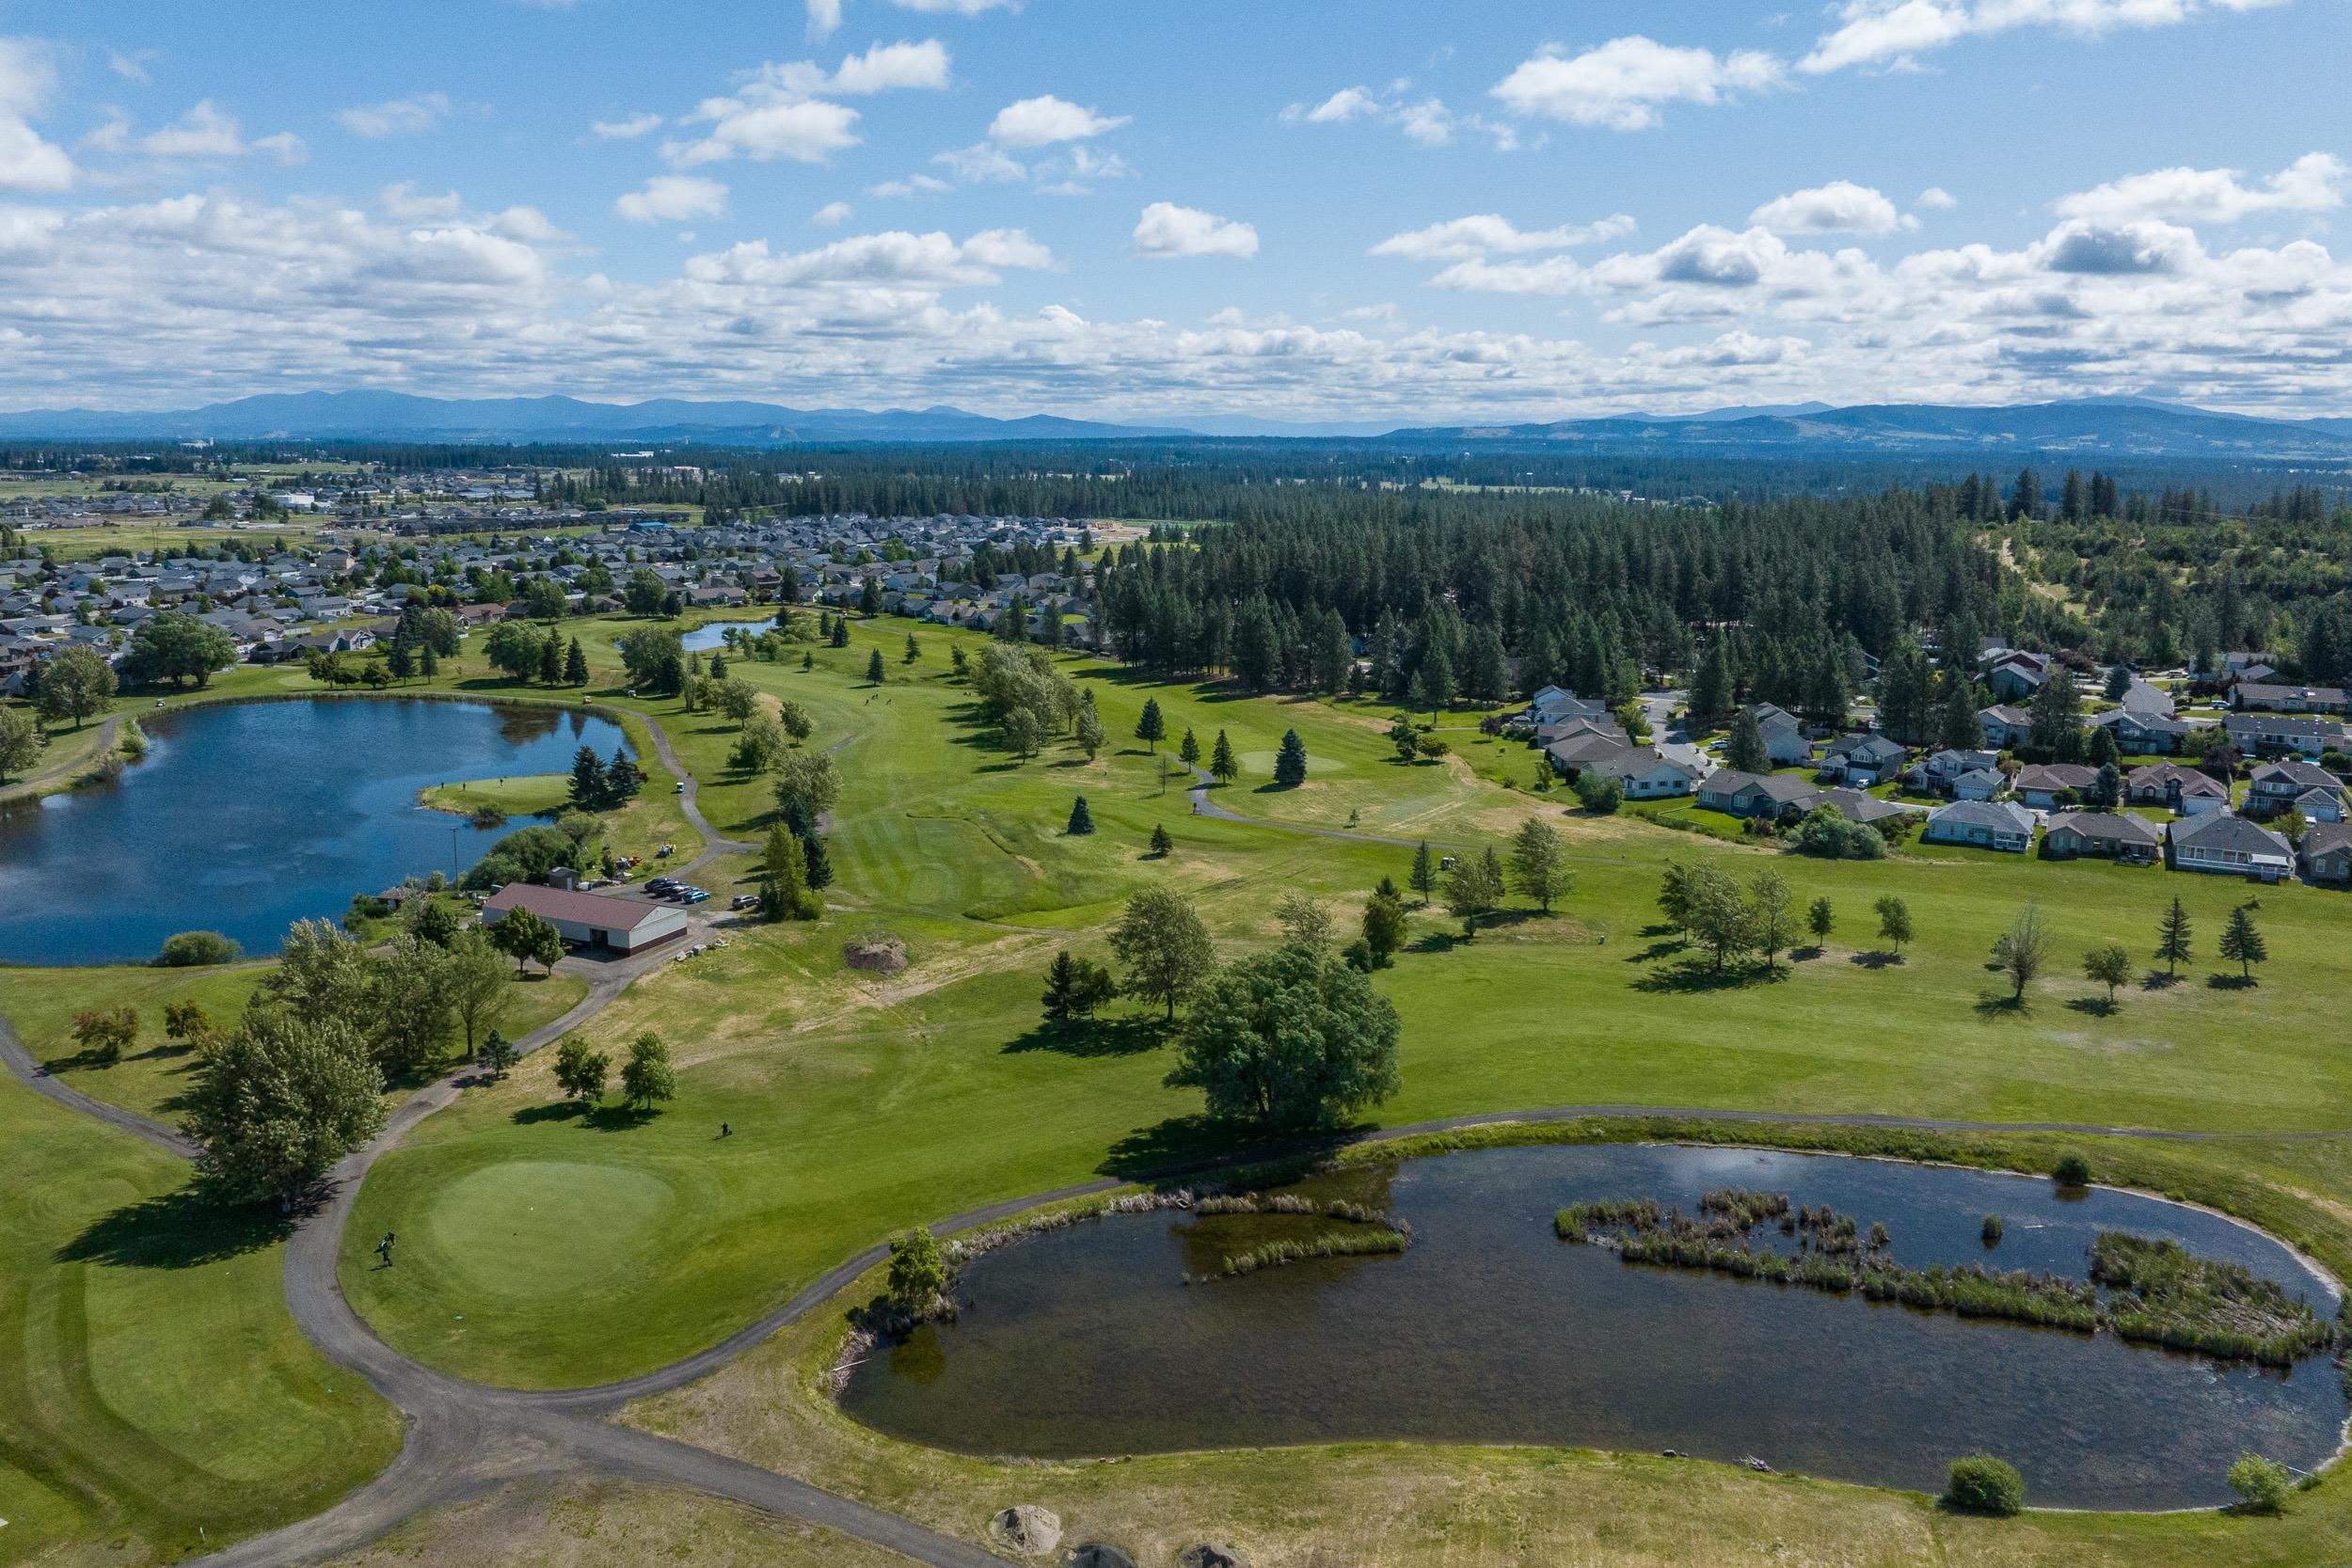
xmin=1409 ymin=840 xmax=1438 ymax=906
xmin=866 ymin=647 xmax=886 ymax=684
xmin=1067 ymin=796 xmax=1096 ymax=835
xmin=1690 ymin=640 xmax=1734 ymax=726
xmin=1273 ymin=728 xmax=1309 ymax=787
xmin=1210 ymin=728 xmax=1238 ymax=784
xmin=604 ymin=750 xmax=642 ymax=801
xmin=1935 ymin=673 xmax=1981 ymax=752
xmin=568 ymin=745 xmax=608 ymax=810
xmin=904 ymin=632 xmax=921 ymax=663
xmin=2027 ymin=665 xmax=2082 ymax=751
xmin=537 ymin=631 xmax=563 ymax=685
xmin=2154 ymin=896 xmax=2192 ymax=977
xmin=798 ymin=831 xmax=833 ymax=891
xmin=830 ymin=615 xmax=850 ymax=648
xmin=1179 ymin=726 xmax=1200 ymax=766
xmin=1150 ymin=823 xmax=1172 ymax=857
xmin=2218 ymin=904 xmax=2266 ymax=982
xmin=1724 ymin=707 xmax=1771 ymax=774
xmin=1135 ymin=696 xmax=1166 ymax=750
xmin=564 ymin=637 xmax=589 ymax=687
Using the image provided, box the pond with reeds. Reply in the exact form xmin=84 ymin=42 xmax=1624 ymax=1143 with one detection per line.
xmin=840 ymin=1144 xmax=2348 ymax=1511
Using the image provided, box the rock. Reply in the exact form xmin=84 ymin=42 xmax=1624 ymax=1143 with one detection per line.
xmin=1182 ymin=1545 xmax=1250 ymax=1568
xmin=1065 ymin=1545 xmax=1137 ymax=1568
xmin=1742 ymin=1455 xmax=1774 ymax=1473
xmin=988 ymin=1505 xmax=1062 ymax=1558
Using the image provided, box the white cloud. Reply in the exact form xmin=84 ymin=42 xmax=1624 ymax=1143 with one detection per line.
xmin=0 ymin=37 xmax=74 ymax=193
xmin=806 ymin=0 xmax=843 ymax=40
xmin=1492 ymin=36 xmax=1784 ymax=131
xmin=1801 ymin=0 xmax=2291 ymax=75
xmin=683 ymin=226 xmax=1051 ymax=290
xmin=593 ymin=112 xmax=663 ymax=139
xmin=934 ymin=141 xmax=1026 ymax=182
xmin=336 ymin=92 xmax=452 ymax=138
xmin=617 ymin=174 xmax=729 ymax=223
xmin=813 ymin=200 xmax=852 ymax=227
xmin=894 ymin=0 xmax=1020 ymax=12
xmin=1917 ymin=185 xmax=1958 ymax=210
xmin=1135 ymin=201 xmax=1258 ymax=260
xmin=106 ymin=50 xmax=156 ymax=86
xmin=670 ymin=97 xmax=861 ymax=166
xmin=989 ymin=95 xmax=1129 ymax=147
xmin=2055 ymin=151 xmax=2345 ymax=226
xmin=86 ymin=101 xmax=306 ymax=166
xmin=1282 ymin=86 xmax=1380 ymax=124
xmin=868 ymin=173 xmax=952 ymax=198
xmin=753 ymin=38 xmax=952 ymax=98
xmin=1372 ymin=214 xmax=1637 ymax=261
xmin=1749 ymin=181 xmax=1914 ymax=235
xmin=379 ymin=183 xmax=465 ymax=223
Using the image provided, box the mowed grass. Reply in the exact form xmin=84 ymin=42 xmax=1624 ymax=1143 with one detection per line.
xmin=0 ymin=1074 xmax=401 ymax=1567
xmin=340 ymin=614 xmax=2352 ymax=1395
xmin=0 ymin=961 xmax=590 ymax=1125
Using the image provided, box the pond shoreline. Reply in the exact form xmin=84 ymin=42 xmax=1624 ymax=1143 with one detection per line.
xmin=827 ymin=1120 xmax=2352 ymax=1510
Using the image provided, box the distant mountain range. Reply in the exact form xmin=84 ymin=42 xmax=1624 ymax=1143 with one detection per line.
xmin=1 ymin=389 xmax=2349 ymax=459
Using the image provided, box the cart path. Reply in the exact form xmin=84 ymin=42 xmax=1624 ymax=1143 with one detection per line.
xmin=7 ymin=726 xmax=2351 ymax=1563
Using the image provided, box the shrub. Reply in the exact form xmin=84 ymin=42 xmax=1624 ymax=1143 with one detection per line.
xmin=1793 ymin=804 xmax=1885 ymax=860
xmin=1944 ymin=1455 xmax=2026 ymax=1515
xmin=1981 ymin=1213 xmax=2004 ymax=1245
xmin=2052 ymin=1151 xmax=2091 ymax=1188
xmin=154 ymin=929 xmax=242 ymax=967
xmin=1573 ymin=772 xmax=1624 ymax=815
xmin=2227 ymin=1454 xmax=2293 ymax=1513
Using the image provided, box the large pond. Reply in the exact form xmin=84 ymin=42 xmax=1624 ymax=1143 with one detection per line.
xmin=0 ymin=698 xmax=628 ymax=966
xmin=678 ymin=619 xmax=780 ymax=652
xmin=842 ymin=1145 xmax=2349 ymax=1511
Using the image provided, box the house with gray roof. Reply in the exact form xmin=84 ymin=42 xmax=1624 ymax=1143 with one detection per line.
xmin=2168 ymin=813 xmax=2295 ymax=882
xmin=1921 ymin=799 xmax=2036 ymax=853
xmin=2042 ymin=810 xmax=2160 ymax=864
xmin=2300 ymin=821 xmax=2352 ymax=885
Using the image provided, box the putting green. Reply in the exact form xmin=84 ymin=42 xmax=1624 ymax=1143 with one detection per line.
xmin=421 ymin=1160 xmax=678 ymax=1305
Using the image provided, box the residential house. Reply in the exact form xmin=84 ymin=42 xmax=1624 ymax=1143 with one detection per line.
xmin=1949 ymin=767 xmax=2008 ymax=802
xmin=1817 ymin=788 xmax=1912 ymax=829
xmin=1985 ymin=651 xmax=2054 ymax=703
xmin=1582 ymin=746 xmax=1703 ymax=799
xmin=2124 ymin=762 xmax=2229 ymax=816
xmin=1697 ymin=769 xmax=1821 ymax=820
xmin=1819 ymin=733 xmax=1905 ymax=785
xmin=1921 ymin=800 xmax=2036 ymax=853
xmin=2090 ymin=706 xmax=2203 ymax=754
xmin=2232 ymin=683 xmax=2349 ymax=714
xmin=2246 ymin=761 xmax=2344 ymax=823
xmin=2224 ymin=713 xmax=2345 ymax=758
xmin=1544 ymin=730 xmax=1634 ymax=776
xmin=2011 ymin=762 xmax=2099 ymax=809
xmin=1749 ymin=703 xmax=1812 ymax=766
xmin=2168 ymin=813 xmax=2296 ymax=882
xmin=1905 ymin=749 xmax=2000 ymax=795
xmin=2299 ymin=821 xmax=2352 ymax=885
xmin=1978 ymin=705 xmax=2034 ymax=750
xmin=2041 ymin=811 xmax=2160 ymax=863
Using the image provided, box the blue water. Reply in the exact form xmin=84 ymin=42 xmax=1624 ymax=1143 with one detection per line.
xmin=678 ymin=619 xmax=780 ymax=652
xmin=0 ymin=699 xmax=628 ymax=966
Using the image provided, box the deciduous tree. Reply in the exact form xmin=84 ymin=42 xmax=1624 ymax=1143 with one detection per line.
xmin=1107 ymin=886 xmax=1216 ymax=1019
xmin=1508 ymin=818 xmax=1574 ymax=911
xmin=1165 ymin=942 xmax=1401 ymax=1129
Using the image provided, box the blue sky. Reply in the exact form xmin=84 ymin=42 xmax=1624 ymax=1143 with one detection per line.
xmin=1 ymin=0 xmax=2347 ymax=420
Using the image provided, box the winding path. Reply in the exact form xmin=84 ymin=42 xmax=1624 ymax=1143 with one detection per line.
xmin=8 ymin=723 xmax=2347 ymax=1564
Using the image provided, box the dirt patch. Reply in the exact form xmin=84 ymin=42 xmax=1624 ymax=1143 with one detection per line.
xmin=844 ymin=932 xmax=910 ymax=975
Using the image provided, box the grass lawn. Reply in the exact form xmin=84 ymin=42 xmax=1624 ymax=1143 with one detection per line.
xmin=0 ymin=1074 xmax=401 ymax=1567
xmin=419 ymin=771 xmax=573 ymax=820
xmin=340 ymin=614 xmax=2352 ymax=1394
xmin=620 ymin=1123 xmax=2352 ymax=1568
xmin=0 ymin=961 xmax=589 ymax=1125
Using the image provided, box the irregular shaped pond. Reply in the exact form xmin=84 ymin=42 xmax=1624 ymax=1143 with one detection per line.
xmin=0 ymin=698 xmax=628 ymax=965
xmin=842 ymin=1144 xmax=2348 ymax=1510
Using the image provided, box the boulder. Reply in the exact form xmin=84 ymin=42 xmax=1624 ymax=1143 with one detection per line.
xmin=988 ymin=1505 xmax=1062 ymax=1558
xmin=1065 ymin=1545 xmax=1137 ymax=1568
xmin=1181 ymin=1545 xmax=1251 ymax=1568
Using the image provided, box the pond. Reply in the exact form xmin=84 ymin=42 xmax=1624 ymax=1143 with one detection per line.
xmin=0 ymin=698 xmax=628 ymax=966
xmin=841 ymin=1144 xmax=2349 ymax=1511
xmin=678 ymin=619 xmax=780 ymax=653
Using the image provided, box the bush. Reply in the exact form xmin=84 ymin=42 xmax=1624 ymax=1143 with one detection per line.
xmin=1792 ymin=805 xmax=1885 ymax=860
xmin=2053 ymin=1151 xmax=2091 ymax=1188
xmin=1944 ymin=1455 xmax=2026 ymax=1515
xmin=1981 ymin=1213 xmax=2003 ymax=1245
xmin=154 ymin=929 xmax=243 ymax=967
xmin=1573 ymin=772 xmax=1624 ymax=814
xmin=2227 ymin=1453 xmax=2293 ymax=1513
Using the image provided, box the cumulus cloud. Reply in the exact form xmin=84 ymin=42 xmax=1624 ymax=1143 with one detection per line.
xmin=2055 ymin=151 xmax=2345 ymax=226
xmin=593 ymin=112 xmax=663 ymax=139
xmin=1372 ymin=214 xmax=1636 ymax=262
xmin=1134 ymin=201 xmax=1258 ymax=260
xmin=806 ymin=0 xmax=843 ymax=40
xmin=684 ymin=226 xmax=1051 ymax=290
xmin=616 ymin=174 xmax=729 ymax=223
xmin=336 ymin=92 xmax=452 ymax=138
xmin=0 ymin=37 xmax=75 ymax=193
xmin=752 ymin=38 xmax=952 ymax=98
xmin=868 ymin=173 xmax=952 ymax=198
xmin=1283 ymin=86 xmax=1380 ymax=124
xmin=813 ymin=199 xmax=852 ymax=226
xmin=988 ymin=94 xmax=1129 ymax=147
xmin=670 ymin=96 xmax=861 ymax=166
xmin=2038 ymin=218 xmax=2202 ymax=275
xmin=1492 ymin=36 xmax=1784 ymax=131
xmin=1917 ymin=185 xmax=1958 ymax=209
xmin=1748 ymin=181 xmax=1914 ymax=235
xmin=1801 ymin=0 xmax=2290 ymax=75
xmin=86 ymin=101 xmax=306 ymax=166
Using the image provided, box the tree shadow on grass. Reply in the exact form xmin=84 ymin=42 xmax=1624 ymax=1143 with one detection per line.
xmin=1849 ymin=950 xmax=1905 ymax=970
xmin=2066 ymin=996 xmax=2121 ymax=1018
xmin=1627 ymin=940 xmax=1685 ymax=963
xmin=1974 ymin=991 xmax=2029 ymax=1020
xmin=1097 ymin=1113 xmax=1363 ymax=1185
xmin=2141 ymin=970 xmax=2186 ymax=991
xmin=56 ymin=1187 xmax=291 ymax=1270
xmin=1409 ymin=930 xmax=1459 ymax=954
xmin=1003 ymin=1017 xmax=1168 ymax=1059
xmin=39 ymin=1048 xmax=125 ymax=1074
xmin=511 ymin=1101 xmax=587 ymax=1126
xmin=1632 ymin=958 xmax=1760 ymax=994
xmin=2206 ymin=973 xmax=2260 ymax=990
